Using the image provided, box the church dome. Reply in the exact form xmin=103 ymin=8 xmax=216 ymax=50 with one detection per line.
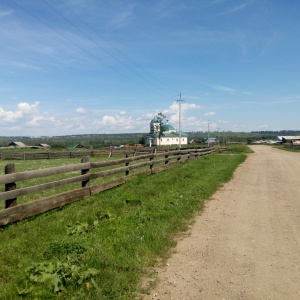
xmin=161 ymin=124 xmax=176 ymax=132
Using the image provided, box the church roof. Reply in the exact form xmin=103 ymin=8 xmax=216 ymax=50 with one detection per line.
xmin=161 ymin=124 xmax=176 ymax=131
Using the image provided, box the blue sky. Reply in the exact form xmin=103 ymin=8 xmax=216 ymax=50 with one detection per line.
xmin=1 ymin=0 xmax=300 ymax=136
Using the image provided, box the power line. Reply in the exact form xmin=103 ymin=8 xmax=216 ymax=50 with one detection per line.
xmin=55 ymin=0 xmax=176 ymax=97
xmin=11 ymin=0 xmax=176 ymax=98
xmin=43 ymin=0 xmax=174 ymax=97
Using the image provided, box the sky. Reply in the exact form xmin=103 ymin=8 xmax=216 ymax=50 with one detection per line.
xmin=0 ymin=0 xmax=300 ymax=137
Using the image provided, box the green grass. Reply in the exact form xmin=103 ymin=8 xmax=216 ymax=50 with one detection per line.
xmin=223 ymin=143 xmax=253 ymax=154
xmin=273 ymin=144 xmax=300 ymax=152
xmin=0 ymin=153 xmax=246 ymax=299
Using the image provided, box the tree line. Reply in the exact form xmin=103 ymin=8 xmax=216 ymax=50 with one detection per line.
xmin=1 ymin=130 xmax=300 ymax=149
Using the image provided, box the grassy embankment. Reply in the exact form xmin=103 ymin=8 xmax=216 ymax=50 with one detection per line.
xmin=273 ymin=144 xmax=300 ymax=152
xmin=0 ymin=145 xmax=250 ymax=299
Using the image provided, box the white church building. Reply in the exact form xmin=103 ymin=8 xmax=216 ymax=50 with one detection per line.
xmin=145 ymin=115 xmax=188 ymax=147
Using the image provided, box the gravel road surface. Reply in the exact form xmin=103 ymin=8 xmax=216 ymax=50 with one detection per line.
xmin=144 ymin=145 xmax=300 ymax=300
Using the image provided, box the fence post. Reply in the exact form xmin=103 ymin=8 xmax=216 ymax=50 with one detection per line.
xmin=150 ymin=149 xmax=155 ymax=173
xmin=125 ymin=153 xmax=130 ymax=176
xmin=177 ymin=148 xmax=181 ymax=162
xmin=5 ymin=163 xmax=17 ymax=208
xmin=81 ymin=156 xmax=90 ymax=188
xmin=165 ymin=149 xmax=169 ymax=165
xmin=194 ymin=147 xmax=198 ymax=159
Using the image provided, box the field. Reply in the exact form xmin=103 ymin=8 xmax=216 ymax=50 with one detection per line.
xmin=0 ymin=146 xmax=248 ymax=299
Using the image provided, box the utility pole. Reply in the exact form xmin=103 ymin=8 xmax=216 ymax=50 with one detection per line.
xmin=177 ymin=93 xmax=184 ymax=148
xmin=207 ymin=120 xmax=211 ymax=147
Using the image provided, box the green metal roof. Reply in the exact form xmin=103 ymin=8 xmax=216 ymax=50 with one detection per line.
xmin=161 ymin=124 xmax=176 ymax=131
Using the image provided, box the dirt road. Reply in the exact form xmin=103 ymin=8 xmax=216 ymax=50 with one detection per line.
xmin=144 ymin=146 xmax=300 ymax=300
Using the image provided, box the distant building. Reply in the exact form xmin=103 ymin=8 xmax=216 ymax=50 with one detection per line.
xmin=37 ymin=143 xmax=50 ymax=148
xmin=144 ymin=115 xmax=188 ymax=146
xmin=75 ymin=144 xmax=86 ymax=148
xmin=278 ymin=136 xmax=300 ymax=143
xmin=8 ymin=141 xmax=27 ymax=148
xmin=203 ymin=137 xmax=218 ymax=144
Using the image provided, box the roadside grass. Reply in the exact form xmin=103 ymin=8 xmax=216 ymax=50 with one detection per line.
xmin=223 ymin=143 xmax=253 ymax=154
xmin=0 ymin=153 xmax=246 ymax=299
xmin=273 ymin=145 xmax=300 ymax=152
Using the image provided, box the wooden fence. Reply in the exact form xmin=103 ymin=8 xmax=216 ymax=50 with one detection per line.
xmin=0 ymin=149 xmax=130 ymax=160
xmin=0 ymin=147 xmax=195 ymax=160
xmin=0 ymin=147 xmax=214 ymax=225
xmin=283 ymin=143 xmax=300 ymax=150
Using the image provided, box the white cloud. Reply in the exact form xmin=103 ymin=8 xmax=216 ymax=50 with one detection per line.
xmin=0 ymin=100 xmax=216 ymax=135
xmin=27 ymin=116 xmax=62 ymax=127
xmin=27 ymin=116 xmax=46 ymax=126
xmin=18 ymin=101 xmax=39 ymax=113
xmin=94 ymin=114 xmax=134 ymax=131
xmin=0 ymin=10 xmax=12 ymax=18
xmin=212 ymin=85 xmax=236 ymax=93
xmin=242 ymin=91 xmax=252 ymax=95
xmin=204 ymin=83 xmax=252 ymax=96
xmin=0 ymin=101 xmax=39 ymax=123
xmin=220 ymin=3 xmax=249 ymax=16
xmin=11 ymin=61 xmax=42 ymax=70
xmin=107 ymin=4 xmax=137 ymax=28
xmin=205 ymin=112 xmax=215 ymax=116
xmin=76 ymin=107 xmax=87 ymax=114
xmin=258 ymin=124 xmax=269 ymax=129
xmin=99 ymin=115 xmax=119 ymax=126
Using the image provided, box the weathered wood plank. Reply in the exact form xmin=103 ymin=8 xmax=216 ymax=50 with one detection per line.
xmin=0 ymin=162 xmax=91 ymax=185
xmin=0 ymin=187 xmax=91 ymax=225
xmin=0 ymin=174 xmax=91 ymax=202
xmin=90 ymin=178 xmax=125 ymax=195
xmin=5 ymin=163 xmax=17 ymax=208
xmin=90 ymin=166 xmax=129 ymax=179
xmin=0 ymin=178 xmax=127 ymax=225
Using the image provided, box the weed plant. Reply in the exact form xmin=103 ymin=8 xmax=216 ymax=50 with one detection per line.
xmin=0 ymin=153 xmax=246 ymax=299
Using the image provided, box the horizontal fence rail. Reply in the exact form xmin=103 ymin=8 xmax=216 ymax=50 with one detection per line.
xmin=283 ymin=143 xmax=300 ymax=149
xmin=0 ymin=147 xmax=188 ymax=160
xmin=0 ymin=150 xmax=126 ymax=160
xmin=0 ymin=147 xmax=215 ymax=225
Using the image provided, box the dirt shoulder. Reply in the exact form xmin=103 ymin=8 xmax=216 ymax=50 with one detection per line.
xmin=143 ymin=146 xmax=300 ymax=300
